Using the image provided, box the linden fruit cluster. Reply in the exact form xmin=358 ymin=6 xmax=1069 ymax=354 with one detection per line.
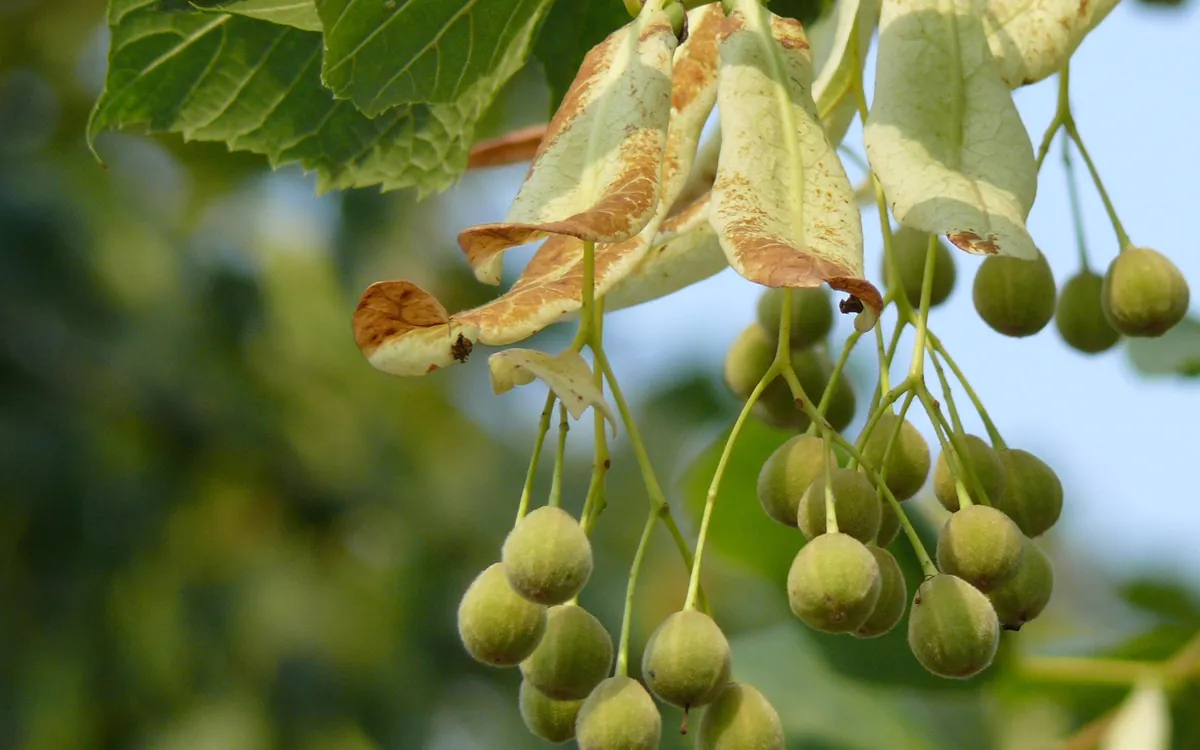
xmin=729 ymin=280 xmax=1065 ymax=680
xmin=456 ymin=503 xmax=785 ymax=748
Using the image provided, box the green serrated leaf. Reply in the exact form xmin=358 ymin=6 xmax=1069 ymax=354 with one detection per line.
xmin=200 ymin=0 xmax=322 ymax=31
xmin=89 ymin=3 xmax=541 ymax=196
xmin=1126 ymin=316 xmax=1200 ymax=378
xmin=532 ymin=0 xmax=631 ymax=113
xmin=315 ymin=0 xmax=553 ymax=117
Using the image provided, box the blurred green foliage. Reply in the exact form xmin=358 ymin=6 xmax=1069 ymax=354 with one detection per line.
xmin=1 ymin=0 xmax=1198 ymax=749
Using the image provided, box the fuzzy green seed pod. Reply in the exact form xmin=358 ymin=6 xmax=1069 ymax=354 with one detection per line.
xmin=787 ymin=533 xmax=881 ymax=634
xmin=575 ymin=676 xmax=662 ymax=750
xmin=642 ymin=610 xmax=732 ymax=709
xmin=756 ymin=435 xmax=828 ymax=528
xmin=935 ymin=505 xmax=1024 ymax=593
xmin=519 ymin=680 xmax=583 ymax=744
xmin=797 ymin=468 xmax=882 ymax=544
xmin=988 ymin=539 xmax=1054 ymax=630
xmin=756 ymin=287 xmax=834 ymax=349
xmin=1102 ymin=247 xmax=1190 ymax=337
xmin=933 ymin=435 xmax=1007 ymax=512
xmin=695 ymin=683 xmax=784 ymax=750
xmin=1055 ymin=270 xmax=1120 ymax=353
xmin=457 ymin=563 xmax=547 ymax=667
xmin=502 ymin=506 xmax=593 ymax=605
xmin=882 ymin=227 xmax=957 ymax=308
xmin=973 ymin=251 xmax=1057 ymax=337
xmin=861 ymin=413 xmax=930 ymax=501
xmin=521 ymin=604 xmax=613 ymax=701
xmin=992 ymin=449 xmax=1063 ymax=537
xmin=876 ymin=501 xmax=900 ymax=547
xmin=907 ymin=574 xmax=1000 ymax=679
xmin=855 ymin=546 xmax=908 ymax=639
xmin=723 ymin=324 xmax=776 ymax=401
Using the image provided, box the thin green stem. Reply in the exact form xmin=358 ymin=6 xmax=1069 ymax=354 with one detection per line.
xmin=581 ymin=346 xmax=610 ymax=533
xmin=1020 ymin=657 xmax=1160 ymax=686
xmin=1065 ymin=119 xmax=1131 ymax=251
xmin=1035 ymin=65 xmax=1071 ymax=171
xmin=869 ymin=318 xmax=907 ymax=418
xmin=596 ymin=347 xmax=707 ymax=612
xmin=615 ymin=511 xmax=658 ymax=676
xmin=824 ymin=437 xmax=838 ymax=535
xmin=516 ymin=392 xmax=557 ymax=523
xmin=927 ymin=331 xmax=1005 ymax=450
xmin=686 ymin=367 xmax=776 ymax=610
xmin=927 ymin=344 xmax=964 ymax=436
xmin=1061 ymin=130 xmax=1091 ymax=272
xmin=548 ymin=403 xmax=569 ymax=508
xmin=907 ymin=234 xmax=938 ymax=380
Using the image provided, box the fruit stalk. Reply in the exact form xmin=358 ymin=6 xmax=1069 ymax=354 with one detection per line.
xmin=616 ymin=511 xmax=659 ymax=676
xmin=549 ymin=402 xmax=569 ymax=508
xmin=517 ymin=392 xmax=558 ymax=523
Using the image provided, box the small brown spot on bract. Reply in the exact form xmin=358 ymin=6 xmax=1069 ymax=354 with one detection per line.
xmin=948 ymin=231 xmax=1000 ymax=255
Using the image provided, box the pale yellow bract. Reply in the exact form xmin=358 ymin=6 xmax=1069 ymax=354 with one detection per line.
xmin=457 ymin=0 xmax=677 ymax=285
xmin=711 ymin=0 xmax=880 ymax=332
xmin=810 ymin=0 xmax=881 ymax=148
xmin=864 ymin=0 xmax=1039 ymax=260
xmin=983 ymin=0 xmax=1120 ymax=89
xmin=488 ymin=349 xmax=617 ymax=432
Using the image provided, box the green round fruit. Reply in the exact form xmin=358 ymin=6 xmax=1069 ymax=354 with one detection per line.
xmin=502 ymin=506 xmax=593 ymax=605
xmin=695 ymin=683 xmax=784 ymax=750
xmin=882 ymin=227 xmax=957 ymax=308
xmin=787 ymin=533 xmax=881 ymax=634
xmin=907 ymin=574 xmax=1000 ymax=679
xmin=576 ymin=676 xmax=662 ymax=750
xmin=1055 ymin=270 xmax=1120 ymax=354
xmin=642 ymin=610 xmax=731 ymax=709
xmin=519 ymin=680 xmax=584 ymax=744
xmin=521 ymin=604 xmax=613 ymax=701
xmin=877 ymin=502 xmax=900 ymax=547
xmin=1102 ymin=247 xmax=1190 ymax=337
xmin=756 ymin=435 xmax=827 ymax=528
xmin=988 ymin=539 xmax=1054 ymax=630
xmin=797 ymin=467 xmax=882 ymax=544
xmin=457 ymin=563 xmax=547 ymax=667
xmin=935 ymin=505 xmax=1024 ymax=593
xmin=855 ymin=546 xmax=908 ymax=639
xmin=993 ymin=449 xmax=1063 ymax=537
xmin=933 ymin=435 xmax=1007 ymax=512
xmin=861 ymin=413 xmax=930 ymax=501
xmin=756 ymin=287 xmax=834 ymax=349
xmin=973 ymin=251 xmax=1057 ymax=337
xmin=724 ymin=324 xmax=776 ymax=401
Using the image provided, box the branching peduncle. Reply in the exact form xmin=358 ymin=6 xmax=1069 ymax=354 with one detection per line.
xmin=907 ymin=234 xmax=939 ymax=380
xmin=516 ymin=392 xmax=557 ymax=524
xmin=926 ymin=331 xmax=1006 ymax=450
xmin=1061 ymin=131 xmax=1091 ymax=272
xmin=548 ymin=402 xmax=569 ymax=508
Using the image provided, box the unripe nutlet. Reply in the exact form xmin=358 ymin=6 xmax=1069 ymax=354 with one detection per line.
xmin=787 ymin=533 xmax=881 ymax=634
xmin=575 ymin=676 xmax=662 ymax=750
xmin=724 ymin=325 xmax=775 ymax=401
xmin=1102 ymin=247 xmax=1190 ymax=337
xmin=988 ymin=538 xmax=1054 ymax=630
xmin=642 ymin=610 xmax=732 ymax=709
xmin=855 ymin=546 xmax=908 ymax=639
xmin=907 ymin=574 xmax=1000 ymax=679
xmin=797 ymin=467 xmax=882 ymax=544
xmin=935 ymin=505 xmax=1024 ymax=593
xmin=519 ymin=680 xmax=583 ymax=744
xmin=1056 ymin=270 xmax=1120 ymax=354
xmin=933 ymin=435 xmax=1007 ymax=512
xmin=521 ymin=604 xmax=613 ymax=700
xmin=973 ymin=251 xmax=1057 ymax=337
xmin=861 ymin=413 xmax=930 ymax=501
xmin=502 ymin=506 xmax=593 ymax=605
xmin=993 ymin=449 xmax=1063 ymax=537
xmin=756 ymin=287 xmax=834 ymax=349
xmin=696 ymin=683 xmax=784 ymax=750
xmin=457 ymin=563 xmax=547 ymax=667
xmin=756 ymin=435 xmax=827 ymax=528
xmin=882 ymin=227 xmax=957 ymax=308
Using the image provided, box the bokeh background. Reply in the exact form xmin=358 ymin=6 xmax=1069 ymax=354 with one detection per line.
xmin=2 ymin=0 xmax=1198 ymax=748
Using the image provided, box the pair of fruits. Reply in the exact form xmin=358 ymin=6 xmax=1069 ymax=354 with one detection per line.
xmin=724 ymin=288 xmax=856 ymax=432
xmin=973 ymin=245 xmax=1189 ymax=352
